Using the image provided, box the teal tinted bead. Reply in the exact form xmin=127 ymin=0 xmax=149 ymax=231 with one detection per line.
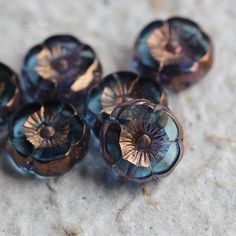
xmin=85 ymin=71 xmax=167 ymax=137
xmin=7 ymin=100 xmax=89 ymax=176
xmin=101 ymin=99 xmax=183 ymax=183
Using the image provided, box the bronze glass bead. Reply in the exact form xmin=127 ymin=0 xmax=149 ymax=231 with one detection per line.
xmin=7 ymin=101 xmax=89 ymax=176
xmin=133 ymin=17 xmax=213 ymax=91
xmin=85 ymin=71 xmax=167 ymax=137
xmin=21 ymin=35 xmax=102 ymax=106
xmin=100 ymin=99 xmax=183 ymax=183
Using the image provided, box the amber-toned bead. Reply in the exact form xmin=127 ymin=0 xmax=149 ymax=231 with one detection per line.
xmin=21 ymin=35 xmax=102 ymax=105
xmin=85 ymin=71 xmax=167 ymax=137
xmin=100 ymin=99 xmax=183 ymax=183
xmin=7 ymin=101 xmax=89 ymax=176
xmin=133 ymin=17 xmax=213 ymax=91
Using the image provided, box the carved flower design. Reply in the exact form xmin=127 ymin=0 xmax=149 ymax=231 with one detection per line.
xmin=7 ymin=101 xmax=89 ymax=176
xmin=35 ymin=45 xmax=70 ymax=82
xmin=147 ymin=22 xmax=184 ymax=70
xmin=101 ymin=99 xmax=183 ymax=183
xmin=119 ymin=120 xmax=166 ymax=168
xmin=23 ymin=105 xmax=70 ymax=148
xmin=101 ymin=77 xmax=138 ymax=114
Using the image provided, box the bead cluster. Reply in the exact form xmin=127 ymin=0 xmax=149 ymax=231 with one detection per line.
xmin=0 ymin=17 xmax=213 ymax=183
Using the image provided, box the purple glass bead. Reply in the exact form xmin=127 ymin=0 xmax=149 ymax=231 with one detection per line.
xmin=21 ymin=35 xmax=102 ymax=105
xmin=133 ymin=17 xmax=213 ymax=91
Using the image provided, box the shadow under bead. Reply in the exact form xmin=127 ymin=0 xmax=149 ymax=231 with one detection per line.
xmin=85 ymin=71 xmax=167 ymax=137
xmin=7 ymin=101 xmax=89 ymax=176
xmin=21 ymin=35 xmax=102 ymax=106
xmin=100 ymin=99 xmax=184 ymax=184
xmin=133 ymin=17 xmax=213 ymax=91
xmin=0 ymin=63 xmax=20 ymax=139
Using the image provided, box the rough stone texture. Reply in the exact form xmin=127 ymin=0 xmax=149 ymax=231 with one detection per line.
xmin=0 ymin=0 xmax=235 ymax=235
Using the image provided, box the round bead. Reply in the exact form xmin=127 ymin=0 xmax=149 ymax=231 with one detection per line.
xmin=21 ymin=35 xmax=102 ymax=105
xmin=85 ymin=71 xmax=167 ymax=137
xmin=0 ymin=62 xmax=20 ymax=126
xmin=7 ymin=100 xmax=89 ymax=176
xmin=100 ymin=99 xmax=183 ymax=183
xmin=133 ymin=17 xmax=213 ymax=91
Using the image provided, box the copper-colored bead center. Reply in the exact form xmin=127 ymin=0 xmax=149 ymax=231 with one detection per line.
xmin=115 ymin=96 xmax=125 ymax=105
xmin=39 ymin=126 xmax=55 ymax=139
xmin=136 ymin=134 xmax=151 ymax=150
xmin=165 ymin=42 xmax=182 ymax=55
xmin=53 ymin=59 xmax=68 ymax=71
xmin=165 ymin=42 xmax=176 ymax=53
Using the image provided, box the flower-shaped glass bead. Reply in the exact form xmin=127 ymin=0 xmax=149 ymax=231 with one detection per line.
xmin=0 ymin=62 xmax=20 ymax=126
xmin=101 ymin=99 xmax=183 ymax=183
xmin=21 ymin=35 xmax=102 ymax=105
xmin=85 ymin=71 xmax=167 ymax=137
xmin=7 ymin=101 xmax=89 ymax=176
xmin=133 ymin=17 xmax=213 ymax=91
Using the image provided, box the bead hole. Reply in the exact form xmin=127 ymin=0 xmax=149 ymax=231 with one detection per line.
xmin=39 ymin=126 xmax=55 ymax=139
xmin=136 ymin=134 xmax=151 ymax=150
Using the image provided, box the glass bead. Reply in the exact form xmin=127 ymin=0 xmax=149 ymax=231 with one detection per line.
xmin=85 ymin=71 xmax=167 ymax=137
xmin=133 ymin=17 xmax=213 ymax=91
xmin=7 ymin=100 xmax=89 ymax=176
xmin=100 ymin=99 xmax=183 ymax=183
xmin=21 ymin=35 xmax=102 ymax=106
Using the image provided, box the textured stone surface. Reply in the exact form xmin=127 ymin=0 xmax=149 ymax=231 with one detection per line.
xmin=0 ymin=0 xmax=235 ymax=235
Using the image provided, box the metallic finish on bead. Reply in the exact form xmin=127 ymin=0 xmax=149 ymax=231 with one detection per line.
xmin=133 ymin=17 xmax=213 ymax=91
xmin=85 ymin=71 xmax=167 ymax=137
xmin=119 ymin=120 xmax=164 ymax=168
xmin=7 ymin=101 xmax=89 ymax=176
xmin=21 ymin=35 xmax=102 ymax=105
xmin=0 ymin=62 xmax=20 ymax=126
xmin=23 ymin=106 xmax=70 ymax=148
xmin=100 ymin=99 xmax=183 ymax=183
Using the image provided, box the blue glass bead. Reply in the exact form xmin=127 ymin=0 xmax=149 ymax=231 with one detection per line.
xmin=21 ymin=35 xmax=102 ymax=106
xmin=7 ymin=100 xmax=89 ymax=176
xmin=0 ymin=62 xmax=20 ymax=126
xmin=85 ymin=71 xmax=167 ymax=137
xmin=100 ymin=99 xmax=183 ymax=183
xmin=133 ymin=17 xmax=213 ymax=91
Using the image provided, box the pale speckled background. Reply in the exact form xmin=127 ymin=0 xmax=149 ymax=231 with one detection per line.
xmin=0 ymin=0 xmax=235 ymax=235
